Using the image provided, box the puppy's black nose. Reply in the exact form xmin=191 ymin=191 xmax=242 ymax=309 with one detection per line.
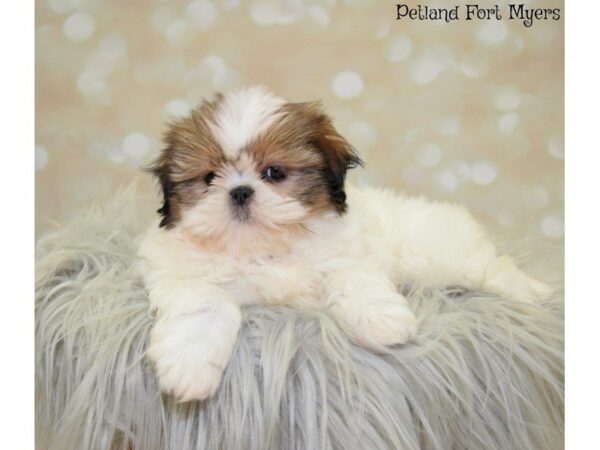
xmin=230 ymin=185 xmax=254 ymax=206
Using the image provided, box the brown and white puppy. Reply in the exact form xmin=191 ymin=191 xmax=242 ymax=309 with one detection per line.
xmin=138 ymin=86 xmax=552 ymax=402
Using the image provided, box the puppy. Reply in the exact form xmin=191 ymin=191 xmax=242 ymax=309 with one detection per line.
xmin=138 ymin=86 xmax=551 ymax=402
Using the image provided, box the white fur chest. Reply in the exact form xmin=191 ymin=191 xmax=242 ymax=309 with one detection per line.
xmin=215 ymin=253 xmax=324 ymax=306
xmin=139 ymin=215 xmax=362 ymax=310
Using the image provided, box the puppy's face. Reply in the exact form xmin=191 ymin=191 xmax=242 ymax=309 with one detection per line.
xmin=150 ymin=87 xmax=362 ymax=255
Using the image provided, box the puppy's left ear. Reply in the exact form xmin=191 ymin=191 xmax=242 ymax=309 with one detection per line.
xmin=308 ymin=103 xmax=363 ymax=213
xmin=145 ymin=152 xmax=175 ymax=228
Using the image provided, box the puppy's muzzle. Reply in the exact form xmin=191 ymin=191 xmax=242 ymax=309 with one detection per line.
xmin=230 ymin=185 xmax=254 ymax=207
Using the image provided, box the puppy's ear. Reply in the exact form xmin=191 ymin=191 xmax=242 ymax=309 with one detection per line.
xmin=146 ymin=93 xmax=225 ymax=228
xmin=306 ymin=103 xmax=363 ymax=213
xmin=145 ymin=151 xmax=175 ymax=228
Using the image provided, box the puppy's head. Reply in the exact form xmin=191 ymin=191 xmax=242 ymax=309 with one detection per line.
xmin=149 ymin=86 xmax=362 ymax=254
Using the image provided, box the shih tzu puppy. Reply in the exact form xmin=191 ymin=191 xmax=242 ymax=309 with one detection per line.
xmin=138 ymin=86 xmax=552 ymax=402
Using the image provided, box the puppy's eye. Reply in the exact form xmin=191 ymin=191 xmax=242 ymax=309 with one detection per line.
xmin=204 ymin=172 xmax=216 ymax=185
xmin=264 ymin=166 xmax=287 ymax=182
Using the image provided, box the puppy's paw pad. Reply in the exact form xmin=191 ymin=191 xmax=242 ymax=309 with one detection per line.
xmin=156 ymin=360 xmax=222 ymax=402
xmin=354 ymin=302 xmax=418 ymax=348
xmin=148 ymin=342 xmax=225 ymax=402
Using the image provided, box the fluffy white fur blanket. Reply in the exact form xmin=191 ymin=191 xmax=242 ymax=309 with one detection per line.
xmin=35 ymin=188 xmax=563 ymax=450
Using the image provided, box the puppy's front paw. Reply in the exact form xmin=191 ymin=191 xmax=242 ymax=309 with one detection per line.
xmin=150 ymin=345 xmax=224 ymax=402
xmin=357 ymin=301 xmax=418 ymax=348
xmin=147 ymin=302 xmax=242 ymax=402
xmin=334 ymin=292 xmax=418 ymax=349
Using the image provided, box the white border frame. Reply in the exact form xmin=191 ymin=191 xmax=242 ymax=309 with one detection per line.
xmin=565 ymin=1 xmax=600 ymax=449
xmin=0 ymin=1 xmax=596 ymax=449
xmin=0 ymin=1 xmax=34 ymax=449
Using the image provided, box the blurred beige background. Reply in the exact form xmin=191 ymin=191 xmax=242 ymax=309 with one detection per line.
xmin=36 ymin=0 xmax=564 ymax=249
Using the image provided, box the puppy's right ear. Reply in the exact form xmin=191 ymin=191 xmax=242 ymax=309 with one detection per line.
xmin=147 ymin=94 xmax=225 ymax=228
xmin=145 ymin=152 xmax=175 ymax=228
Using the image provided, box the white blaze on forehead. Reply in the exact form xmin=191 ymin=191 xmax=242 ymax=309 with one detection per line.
xmin=209 ymin=86 xmax=285 ymax=158
xmin=220 ymin=161 xmax=259 ymax=188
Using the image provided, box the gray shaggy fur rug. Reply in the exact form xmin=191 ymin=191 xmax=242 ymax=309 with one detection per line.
xmin=35 ymin=188 xmax=564 ymax=450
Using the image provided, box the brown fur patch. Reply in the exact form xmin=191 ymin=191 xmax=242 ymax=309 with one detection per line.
xmin=253 ymin=101 xmax=363 ymax=214
xmin=148 ymin=95 xmax=225 ymax=227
